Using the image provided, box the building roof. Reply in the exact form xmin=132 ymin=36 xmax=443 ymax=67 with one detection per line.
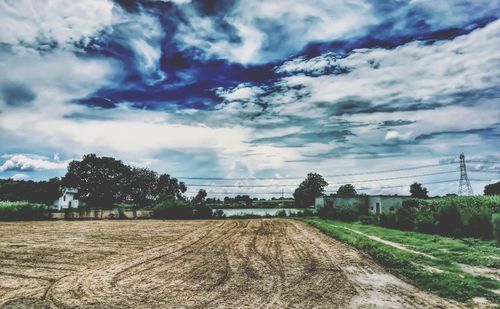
xmin=318 ymin=194 xmax=411 ymax=199
xmin=63 ymin=187 xmax=78 ymax=194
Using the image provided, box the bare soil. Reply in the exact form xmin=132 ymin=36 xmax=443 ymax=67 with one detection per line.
xmin=0 ymin=219 xmax=462 ymax=308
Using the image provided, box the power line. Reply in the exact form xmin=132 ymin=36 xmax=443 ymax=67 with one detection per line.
xmin=191 ymin=178 xmax=494 ymax=195
xmin=177 ymin=162 xmax=458 ymax=180
xmin=177 ymin=160 xmax=500 ymax=181
xmin=186 ymin=170 xmax=459 ymax=187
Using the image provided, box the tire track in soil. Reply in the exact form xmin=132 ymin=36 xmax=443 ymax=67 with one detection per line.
xmin=44 ymin=221 xmax=222 ymax=308
xmin=2 ymin=219 xmax=464 ymax=308
xmin=47 ymin=221 xmax=244 ymax=308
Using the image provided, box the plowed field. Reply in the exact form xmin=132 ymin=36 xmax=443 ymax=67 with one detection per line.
xmin=0 ymin=219 xmax=460 ymax=308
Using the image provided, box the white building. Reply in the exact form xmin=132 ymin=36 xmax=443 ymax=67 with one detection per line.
xmin=315 ymin=195 xmax=410 ymax=215
xmin=52 ymin=188 xmax=79 ymax=211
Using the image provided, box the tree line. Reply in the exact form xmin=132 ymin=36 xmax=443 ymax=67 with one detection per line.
xmin=1 ymin=157 xmax=499 ymax=209
xmin=292 ymin=173 xmax=499 ymax=207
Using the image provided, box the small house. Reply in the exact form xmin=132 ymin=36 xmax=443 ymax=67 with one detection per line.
xmin=52 ymin=188 xmax=79 ymax=211
xmin=315 ymin=195 xmax=409 ymax=215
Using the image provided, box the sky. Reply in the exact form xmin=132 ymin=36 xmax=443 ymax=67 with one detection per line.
xmin=0 ymin=0 xmax=499 ymax=197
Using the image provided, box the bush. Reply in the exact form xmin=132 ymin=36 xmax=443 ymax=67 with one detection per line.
xmin=213 ymin=209 xmax=225 ymax=218
xmin=492 ymin=214 xmax=500 ymax=245
xmin=408 ymin=196 xmax=498 ymax=239
xmin=379 ymin=212 xmax=397 ymax=228
xmin=294 ymin=209 xmax=314 ymax=217
xmin=153 ymin=197 xmax=193 ymax=219
xmin=435 ymin=204 xmax=463 ymax=236
xmin=318 ymin=205 xmax=335 ymax=219
xmin=415 ymin=207 xmax=437 ymax=234
xmin=193 ymin=204 xmax=212 ymax=219
xmin=359 ymin=214 xmax=377 ymax=225
xmin=465 ymin=209 xmax=493 ymax=239
xmin=276 ymin=209 xmax=288 ymax=217
xmin=318 ymin=204 xmax=359 ymax=221
xmin=0 ymin=201 xmax=47 ymax=221
xmin=394 ymin=204 xmax=417 ymax=230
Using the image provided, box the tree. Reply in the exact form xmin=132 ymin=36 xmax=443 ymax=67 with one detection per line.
xmin=484 ymin=181 xmax=500 ymax=195
xmin=192 ymin=189 xmax=212 ymax=219
xmin=156 ymin=173 xmax=187 ymax=200
xmin=293 ymin=173 xmax=328 ymax=207
xmin=337 ymin=184 xmax=357 ymax=197
xmin=410 ymin=182 xmax=429 ymax=199
xmin=127 ymin=167 xmax=158 ymax=209
xmin=193 ymin=189 xmax=208 ymax=205
xmin=61 ymin=154 xmax=130 ymax=208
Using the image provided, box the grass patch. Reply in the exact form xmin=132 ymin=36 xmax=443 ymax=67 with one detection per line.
xmin=302 ymin=218 xmax=500 ymax=304
xmin=0 ymin=201 xmax=47 ymax=221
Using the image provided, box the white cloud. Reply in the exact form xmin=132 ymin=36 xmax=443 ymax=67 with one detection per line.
xmin=10 ymin=173 xmax=30 ymax=181
xmin=216 ymin=84 xmax=264 ymax=102
xmin=220 ymin=18 xmax=500 ymax=124
xmin=0 ymin=49 xmax=119 ymax=115
xmin=0 ymin=154 xmax=68 ymax=172
xmin=0 ymin=0 xmax=115 ymax=49
xmin=175 ymin=0 xmax=376 ymax=64
xmin=0 ymin=0 xmax=165 ymax=84
xmin=115 ymin=12 xmax=166 ymax=84
xmin=385 ymin=131 xmax=400 ymax=141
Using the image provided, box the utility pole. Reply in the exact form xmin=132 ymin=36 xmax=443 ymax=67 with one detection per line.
xmin=458 ymin=153 xmax=473 ymax=196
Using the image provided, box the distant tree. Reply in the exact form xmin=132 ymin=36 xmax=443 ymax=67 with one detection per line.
xmin=153 ymin=197 xmax=193 ymax=219
xmin=61 ymin=154 xmax=130 ymax=208
xmin=235 ymin=195 xmax=252 ymax=206
xmin=337 ymin=184 xmax=357 ymax=197
xmin=484 ymin=181 xmax=500 ymax=196
xmin=193 ymin=189 xmax=208 ymax=205
xmin=0 ymin=178 xmax=60 ymax=205
xmin=192 ymin=189 xmax=212 ymax=218
xmin=127 ymin=167 xmax=158 ymax=209
xmin=156 ymin=173 xmax=187 ymax=200
xmin=293 ymin=173 xmax=328 ymax=207
xmin=410 ymin=182 xmax=429 ymax=199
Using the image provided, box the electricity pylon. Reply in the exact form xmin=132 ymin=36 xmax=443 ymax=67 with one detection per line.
xmin=458 ymin=153 xmax=473 ymax=196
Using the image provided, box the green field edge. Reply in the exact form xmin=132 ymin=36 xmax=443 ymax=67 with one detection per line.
xmin=299 ymin=217 xmax=500 ymax=306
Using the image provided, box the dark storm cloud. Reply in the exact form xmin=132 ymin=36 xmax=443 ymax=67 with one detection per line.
xmin=251 ymin=130 xmax=355 ymax=147
xmin=379 ymin=120 xmax=415 ymax=127
xmin=414 ymin=127 xmax=500 ymax=142
xmin=0 ymin=83 xmax=36 ymax=107
xmin=76 ymin=97 xmax=117 ymax=109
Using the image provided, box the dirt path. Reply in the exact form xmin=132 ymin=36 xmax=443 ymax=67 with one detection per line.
xmin=0 ymin=219 xmax=461 ymax=308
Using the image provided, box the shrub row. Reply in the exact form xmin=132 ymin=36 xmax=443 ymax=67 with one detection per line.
xmin=319 ymin=196 xmax=500 ymax=240
xmin=152 ymin=197 xmax=213 ymax=219
xmin=383 ymin=196 xmax=499 ymax=239
xmin=0 ymin=201 xmax=47 ymax=221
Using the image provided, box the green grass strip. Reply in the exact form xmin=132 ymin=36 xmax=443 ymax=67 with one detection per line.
xmin=301 ymin=218 xmax=500 ymax=304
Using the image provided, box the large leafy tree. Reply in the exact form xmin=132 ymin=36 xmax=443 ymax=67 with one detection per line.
xmin=293 ymin=173 xmax=328 ymax=207
xmin=61 ymin=154 xmax=130 ymax=208
xmin=484 ymin=181 xmax=500 ymax=195
xmin=410 ymin=182 xmax=429 ymax=198
xmin=127 ymin=167 xmax=159 ymax=209
xmin=156 ymin=173 xmax=187 ymax=200
xmin=337 ymin=184 xmax=357 ymax=197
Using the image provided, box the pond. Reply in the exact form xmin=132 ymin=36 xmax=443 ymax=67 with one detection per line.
xmin=212 ymin=208 xmax=314 ymax=217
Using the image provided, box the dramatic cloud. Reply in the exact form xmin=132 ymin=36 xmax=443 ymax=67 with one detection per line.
xmin=175 ymin=0 xmax=376 ymax=64
xmin=0 ymin=0 xmax=498 ymax=196
xmin=0 ymin=0 xmax=115 ymax=49
xmin=0 ymin=154 xmax=68 ymax=172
